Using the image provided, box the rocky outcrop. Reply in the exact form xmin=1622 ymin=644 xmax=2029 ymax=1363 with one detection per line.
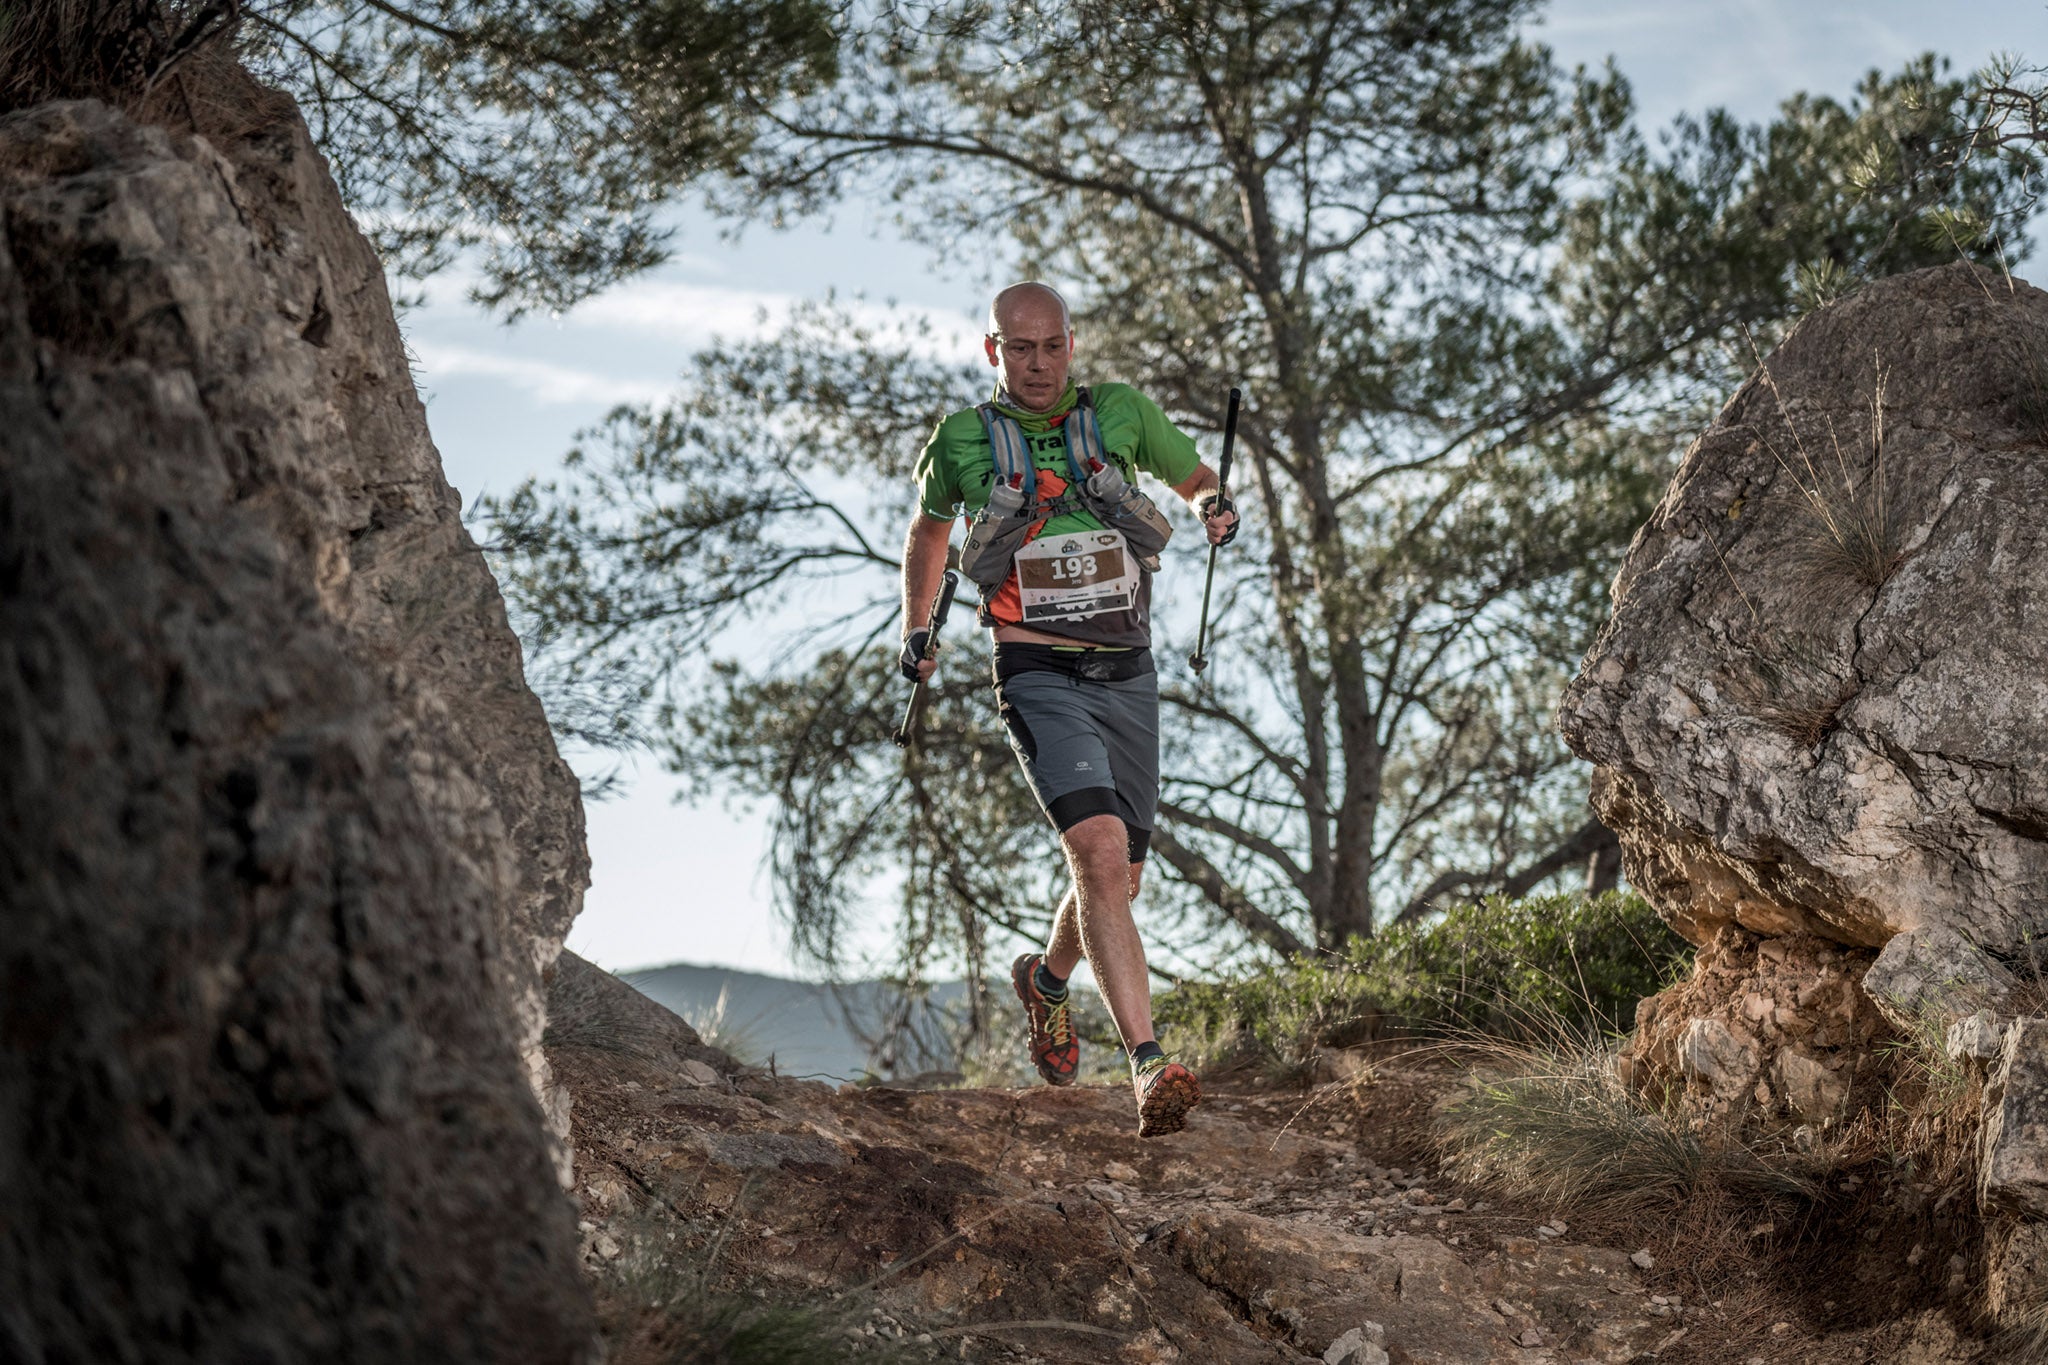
xmin=1559 ymin=263 xmax=2048 ymax=1325
xmin=1 ymin=82 xmax=590 ymax=1362
xmin=1560 ymin=263 xmax=2048 ymax=1033
xmin=1619 ymin=928 xmax=1890 ymax=1126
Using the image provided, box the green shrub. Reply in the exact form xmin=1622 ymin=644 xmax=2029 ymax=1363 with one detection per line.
xmin=1156 ymin=891 xmax=1688 ymax=1070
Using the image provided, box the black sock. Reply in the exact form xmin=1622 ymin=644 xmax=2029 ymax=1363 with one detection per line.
xmin=1033 ymin=960 xmax=1068 ymax=999
xmin=1132 ymin=1041 xmax=1165 ymax=1066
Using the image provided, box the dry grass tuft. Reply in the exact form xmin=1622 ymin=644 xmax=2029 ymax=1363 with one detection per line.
xmin=1436 ymin=1029 xmax=1822 ymax=1224
xmin=2 ymin=0 xmax=158 ymax=111
xmin=1723 ymin=633 xmax=1860 ymax=746
xmin=0 ymin=0 xmax=255 ymax=132
xmin=1756 ymin=358 xmax=1904 ymax=590
xmin=596 ymin=1207 xmax=932 ymax=1365
xmin=2001 ymin=314 xmax=2048 ymax=447
xmin=1733 ymin=339 xmax=1904 ymax=599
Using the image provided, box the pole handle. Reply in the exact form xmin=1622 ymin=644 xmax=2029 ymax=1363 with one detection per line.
xmin=1216 ymin=386 xmax=1241 ymax=493
xmin=894 ymin=569 xmax=961 ymax=749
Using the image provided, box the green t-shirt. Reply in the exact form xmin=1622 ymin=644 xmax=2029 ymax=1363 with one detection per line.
xmin=915 ymin=382 xmax=1201 ymax=647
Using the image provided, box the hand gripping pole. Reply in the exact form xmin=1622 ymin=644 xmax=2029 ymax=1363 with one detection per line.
xmin=1188 ymin=387 xmax=1241 ymax=675
xmin=894 ymin=569 xmax=961 ymax=749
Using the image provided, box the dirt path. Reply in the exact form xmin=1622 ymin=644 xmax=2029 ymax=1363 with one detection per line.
xmin=546 ymin=966 xmax=1984 ymax=1363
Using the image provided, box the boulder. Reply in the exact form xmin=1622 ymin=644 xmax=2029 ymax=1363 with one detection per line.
xmin=1980 ymin=1018 xmax=2048 ymax=1218
xmin=1560 ymin=263 xmax=2048 ymax=1032
xmin=0 ymin=83 xmax=590 ymax=1362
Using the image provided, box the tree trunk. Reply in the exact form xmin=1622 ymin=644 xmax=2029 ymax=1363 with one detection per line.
xmin=1585 ymin=834 xmax=1623 ymax=895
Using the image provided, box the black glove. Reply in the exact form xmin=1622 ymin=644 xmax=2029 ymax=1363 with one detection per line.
xmin=899 ymin=628 xmax=932 ymax=682
xmin=1197 ymin=490 xmax=1239 ymax=547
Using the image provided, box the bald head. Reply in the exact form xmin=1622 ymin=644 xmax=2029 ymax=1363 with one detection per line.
xmin=988 ymin=281 xmax=1072 ymax=337
xmin=984 ymin=280 xmax=1076 ymax=412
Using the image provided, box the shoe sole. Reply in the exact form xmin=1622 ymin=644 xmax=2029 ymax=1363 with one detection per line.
xmin=1011 ymin=954 xmax=1078 ymax=1087
xmin=1137 ymin=1064 xmax=1202 ymax=1137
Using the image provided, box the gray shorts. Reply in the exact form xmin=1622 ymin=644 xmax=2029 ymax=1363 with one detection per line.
xmin=992 ymin=646 xmax=1159 ymax=862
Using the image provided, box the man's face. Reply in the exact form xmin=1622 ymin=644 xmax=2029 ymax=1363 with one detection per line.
xmin=985 ymin=292 xmax=1074 ymax=412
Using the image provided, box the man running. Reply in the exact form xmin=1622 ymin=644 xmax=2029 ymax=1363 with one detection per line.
xmin=898 ymin=281 xmax=1237 ymax=1137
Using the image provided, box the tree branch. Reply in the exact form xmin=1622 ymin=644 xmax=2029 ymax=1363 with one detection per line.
xmin=1148 ymin=826 xmax=1309 ymax=960
xmin=1156 ymin=797 xmax=1309 ymax=892
xmin=1392 ymin=817 xmax=1619 ymax=925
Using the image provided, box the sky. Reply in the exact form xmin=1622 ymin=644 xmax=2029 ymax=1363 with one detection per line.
xmin=398 ymin=0 xmax=2048 ymax=979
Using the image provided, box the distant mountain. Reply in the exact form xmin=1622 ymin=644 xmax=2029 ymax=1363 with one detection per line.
xmin=619 ymin=962 xmax=970 ymax=1083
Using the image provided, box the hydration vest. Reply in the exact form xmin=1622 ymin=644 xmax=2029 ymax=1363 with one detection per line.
xmin=956 ymin=387 xmax=1175 ymax=591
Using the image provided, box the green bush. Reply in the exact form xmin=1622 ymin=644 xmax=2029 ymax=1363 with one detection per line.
xmin=1156 ymin=891 xmax=1689 ymax=1070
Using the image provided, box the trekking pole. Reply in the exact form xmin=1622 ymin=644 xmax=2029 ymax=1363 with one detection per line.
xmin=1188 ymin=387 xmax=1241 ymax=676
xmin=894 ymin=569 xmax=961 ymax=749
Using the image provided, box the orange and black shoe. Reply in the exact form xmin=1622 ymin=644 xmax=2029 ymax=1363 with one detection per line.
xmin=1011 ymin=953 xmax=1079 ymax=1086
xmin=1133 ymin=1054 xmax=1201 ymax=1137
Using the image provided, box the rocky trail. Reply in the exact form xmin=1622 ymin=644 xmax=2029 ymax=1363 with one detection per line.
xmin=548 ymin=958 xmax=1981 ymax=1365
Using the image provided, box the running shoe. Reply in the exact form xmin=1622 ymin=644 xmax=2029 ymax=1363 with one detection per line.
xmin=1011 ymin=953 xmax=1079 ymax=1086
xmin=1133 ymin=1055 xmax=1201 ymax=1137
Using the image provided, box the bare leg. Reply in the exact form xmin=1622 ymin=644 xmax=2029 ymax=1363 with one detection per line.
xmin=1048 ymin=814 xmax=1155 ymax=1050
xmin=1045 ymin=861 xmax=1145 ymax=979
xmin=1045 ymin=885 xmax=1083 ymax=980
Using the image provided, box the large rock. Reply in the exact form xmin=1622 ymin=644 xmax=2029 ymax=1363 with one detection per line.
xmin=0 ymin=84 xmax=591 ymax=1362
xmin=1560 ymin=263 xmax=2048 ymax=1029
xmin=1980 ymin=1018 xmax=2048 ymax=1218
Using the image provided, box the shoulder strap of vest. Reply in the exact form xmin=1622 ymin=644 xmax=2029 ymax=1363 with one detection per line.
xmin=975 ymin=402 xmax=1033 ymax=486
xmin=1068 ymin=386 xmax=1110 ymax=474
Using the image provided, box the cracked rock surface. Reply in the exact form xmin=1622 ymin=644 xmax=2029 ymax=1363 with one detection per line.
xmin=1559 ymin=263 xmax=2048 ymax=1035
xmin=2 ymin=84 xmax=590 ymax=1360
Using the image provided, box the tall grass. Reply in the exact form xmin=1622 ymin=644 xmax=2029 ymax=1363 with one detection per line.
xmin=596 ymin=1210 xmax=932 ymax=1365
xmin=1436 ymin=1028 xmax=1822 ymax=1221
xmin=685 ymin=983 xmax=764 ymax=1067
xmin=1749 ymin=351 xmax=1903 ymax=591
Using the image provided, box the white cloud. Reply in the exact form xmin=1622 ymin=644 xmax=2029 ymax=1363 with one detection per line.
xmin=410 ymin=341 xmax=672 ymax=407
xmin=568 ymin=278 xmax=980 ymax=361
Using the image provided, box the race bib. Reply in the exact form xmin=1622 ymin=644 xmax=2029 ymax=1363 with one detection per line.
xmin=1014 ymin=530 xmax=1139 ymax=623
